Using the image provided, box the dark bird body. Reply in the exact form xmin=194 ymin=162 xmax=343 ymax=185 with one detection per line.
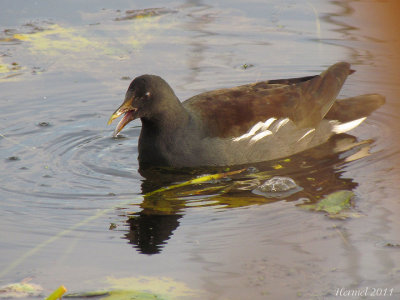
xmin=108 ymin=62 xmax=384 ymax=168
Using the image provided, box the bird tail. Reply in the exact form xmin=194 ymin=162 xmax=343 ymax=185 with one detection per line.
xmin=326 ymin=93 xmax=385 ymax=123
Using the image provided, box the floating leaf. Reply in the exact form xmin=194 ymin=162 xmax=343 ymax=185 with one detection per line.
xmin=300 ymin=190 xmax=355 ymax=217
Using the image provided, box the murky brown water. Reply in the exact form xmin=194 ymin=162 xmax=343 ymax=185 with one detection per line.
xmin=1 ymin=0 xmax=399 ymax=299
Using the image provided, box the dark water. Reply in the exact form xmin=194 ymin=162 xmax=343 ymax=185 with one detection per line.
xmin=1 ymin=0 xmax=399 ymax=299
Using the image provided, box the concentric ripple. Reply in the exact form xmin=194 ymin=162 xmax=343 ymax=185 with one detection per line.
xmin=0 ymin=117 xmax=143 ymax=201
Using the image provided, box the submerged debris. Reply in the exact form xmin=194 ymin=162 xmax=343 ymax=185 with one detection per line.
xmin=259 ymin=176 xmax=298 ymax=192
xmin=7 ymin=156 xmax=20 ymax=161
xmin=38 ymin=121 xmax=51 ymax=127
xmin=254 ymin=176 xmax=303 ymax=198
xmin=241 ymin=63 xmax=254 ymax=69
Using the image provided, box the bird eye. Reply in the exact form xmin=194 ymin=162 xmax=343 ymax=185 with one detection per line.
xmin=144 ymin=91 xmax=151 ymax=99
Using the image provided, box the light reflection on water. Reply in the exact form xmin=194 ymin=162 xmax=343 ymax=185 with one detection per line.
xmin=0 ymin=0 xmax=399 ymax=299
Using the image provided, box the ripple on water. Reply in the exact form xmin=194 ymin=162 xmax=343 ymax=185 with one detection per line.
xmin=0 ymin=120 xmax=143 ymax=201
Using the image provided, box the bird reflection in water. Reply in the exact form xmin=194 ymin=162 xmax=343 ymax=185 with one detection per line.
xmin=125 ymin=213 xmax=182 ymax=255
xmin=122 ymin=133 xmax=371 ymax=254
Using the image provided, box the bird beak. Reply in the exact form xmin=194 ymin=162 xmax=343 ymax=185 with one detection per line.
xmin=108 ymin=100 xmax=138 ymax=137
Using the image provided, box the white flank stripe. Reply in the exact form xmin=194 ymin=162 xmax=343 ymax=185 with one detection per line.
xmin=232 ymin=122 xmax=264 ymax=141
xmin=273 ymin=118 xmax=290 ymax=131
xmin=232 ymin=117 xmax=276 ymax=142
xmin=297 ymin=128 xmax=315 ymax=142
xmin=250 ymin=130 xmax=273 ymax=143
xmin=263 ymin=117 xmax=277 ymax=130
xmin=331 ymin=117 xmax=366 ymax=134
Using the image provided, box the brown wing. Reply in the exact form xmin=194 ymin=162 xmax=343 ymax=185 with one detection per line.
xmin=183 ymin=62 xmax=353 ymax=138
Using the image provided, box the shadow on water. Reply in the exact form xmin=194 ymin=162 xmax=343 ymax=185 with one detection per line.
xmin=125 ymin=133 xmax=368 ymax=254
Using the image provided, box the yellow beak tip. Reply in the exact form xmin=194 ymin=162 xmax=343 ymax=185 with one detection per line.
xmin=107 ymin=114 xmax=118 ymax=125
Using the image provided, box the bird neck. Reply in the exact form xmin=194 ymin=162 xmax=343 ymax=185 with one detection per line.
xmin=141 ymin=99 xmax=190 ymax=134
xmin=138 ymin=100 xmax=191 ymax=168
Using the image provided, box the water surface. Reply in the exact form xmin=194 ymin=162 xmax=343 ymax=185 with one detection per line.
xmin=1 ymin=0 xmax=399 ymax=299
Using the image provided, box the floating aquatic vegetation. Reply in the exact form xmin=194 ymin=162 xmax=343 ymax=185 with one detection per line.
xmin=0 ymin=58 xmax=25 ymax=79
xmin=115 ymin=7 xmax=177 ymax=21
xmin=145 ymin=168 xmax=246 ymax=197
xmin=106 ymin=276 xmax=200 ymax=299
xmin=0 ymin=280 xmax=43 ymax=299
xmin=11 ymin=24 xmax=113 ymax=57
xmin=299 ymin=190 xmax=359 ymax=218
xmin=64 ymin=276 xmax=200 ymax=299
xmin=0 ymin=9 xmax=177 ymax=82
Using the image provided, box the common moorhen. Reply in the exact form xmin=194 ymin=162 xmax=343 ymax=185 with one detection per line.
xmin=108 ymin=62 xmax=384 ymax=168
